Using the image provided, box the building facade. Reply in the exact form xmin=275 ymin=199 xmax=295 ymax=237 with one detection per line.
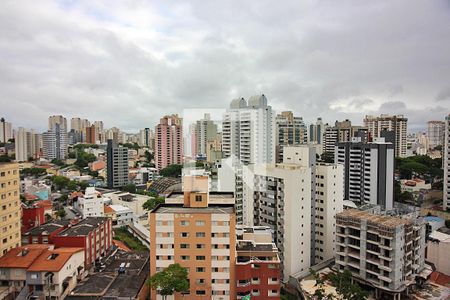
xmin=364 ymin=114 xmax=408 ymax=157
xmin=43 ymin=121 xmax=68 ymax=160
xmin=155 ymin=114 xmax=183 ymax=170
xmin=73 ymin=187 xmax=104 ymax=218
xmin=235 ymin=226 xmax=281 ymax=299
xmin=150 ymin=176 xmax=236 ymax=299
xmin=195 ymin=113 xmax=218 ymax=158
xmin=335 ymin=209 xmax=425 ymax=299
xmin=106 ymin=139 xmax=129 ymax=189
xmin=275 ymin=111 xmax=308 ymax=162
xmin=0 ymin=163 xmax=21 ymax=257
xmin=443 ymin=114 xmax=450 ymax=210
xmin=336 ymin=138 xmax=394 ymax=211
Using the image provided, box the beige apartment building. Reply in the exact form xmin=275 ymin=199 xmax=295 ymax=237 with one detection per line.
xmin=150 ymin=176 xmax=236 ymax=299
xmin=0 ymin=163 xmax=21 ymax=256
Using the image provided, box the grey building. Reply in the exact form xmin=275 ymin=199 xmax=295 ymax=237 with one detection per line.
xmin=336 ymin=209 xmax=425 ymax=299
xmin=275 ymin=111 xmax=308 ymax=162
xmin=42 ymin=123 xmax=68 ymax=160
xmin=107 ymin=139 xmax=129 ymax=189
xmin=335 ymin=137 xmax=394 ymax=211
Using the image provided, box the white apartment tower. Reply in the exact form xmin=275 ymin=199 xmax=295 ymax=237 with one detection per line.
xmin=427 ymin=120 xmax=445 ymax=150
xmin=43 ymin=118 xmax=68 ymax=160
xmin=364 ymin=114 xmax=408 ymax=157
xmin=222 ymin=95 xmax=275 ymax=165
xmin=444 ymin=115 xmax=450 ymax=210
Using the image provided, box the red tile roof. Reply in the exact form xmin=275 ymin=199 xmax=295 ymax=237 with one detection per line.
xmin=112 ymin=240 xmax=131 ymax=252
xmin=35 ymin=200 xmax=52 ymax=209
xmin=27 ymin=247 xmax=83 ymax=272
xmin=430 ymin=271 xmax=450 ymax=287
xmin=104 ymin=205 xmax=114 ymax=214
xmin=0 ymin=245 xmax=50 ymax=269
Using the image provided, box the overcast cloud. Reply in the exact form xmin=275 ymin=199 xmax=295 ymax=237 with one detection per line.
xmin=1 ymin=0 xmax=449 ymax=132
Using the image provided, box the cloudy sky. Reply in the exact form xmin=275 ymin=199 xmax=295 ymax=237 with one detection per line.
xmin=1 ymin=0 xmax=450 ymax=132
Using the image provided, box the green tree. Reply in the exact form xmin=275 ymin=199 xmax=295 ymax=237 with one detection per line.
xmin=328 ymin=270 xmax=368 ymax=300
xmin=67 ymin=180 xmax=78 ymax=191
xmin=21 ymin=168 xmax=47 ymax=177
xmin=310 ymin=269 xmax=334 ymax=299
xmin=148 ymin=263 xmax=189 ymax=300
xmin=145 ymin=150 xmax=154 ymax=162
xmin=159 ymin=164 xmax=183 ymax=177
xmin=56 ymin=208 xmax=66 ymax=219
xmin=51 ymin=159 xmax=65 ymax=166
xmin=0 ymin=155 xmax=12 ymax=162
xmin=143 ymin=196 xmax=165 ymax=211
xmin=122 ymin=184 xmax=137 ymax=193
xmin=52 ymin=176 xmax=70 ymax=190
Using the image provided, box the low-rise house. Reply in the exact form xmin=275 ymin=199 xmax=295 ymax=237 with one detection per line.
xmin=26 ymin=247 xmax=85 ymax=299
xmin=108 ymin=205 xmax=134 ymax=227
xmin=427 ymin=228 xmax=450 ymax=276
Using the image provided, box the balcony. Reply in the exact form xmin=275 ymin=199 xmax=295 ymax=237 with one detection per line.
xmin=237 ymin=280 xmax=251 ymax=287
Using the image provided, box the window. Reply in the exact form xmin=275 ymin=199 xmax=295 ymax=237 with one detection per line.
xmin=196 ymin=267 xmax=205 ymax=272
xmin=196 ymin=220 xmax=205 ymax=226
xmin=196 ymin=279 xmax=205 ymax=284
xmin=180 ymin=244 xmax=190 ymax=249
xmin=180 ymin=220 xmax=189 ymax=226
xmin=196 ymin=256 xmax=206 ymax=260
xmin=196 ymin=244 xmax=205 ymax=249
xmin=196 ymin=232 xmax=205 ymax=237
xmin=196 ymin=290 xmax=206 ymax=295
xmin=195 ymin=195 xmax=202 ymax=202
xmin=181 ymin=255 xmax=190 ymax=260
xmin=181 ymin=232 xmax=189 ymax=237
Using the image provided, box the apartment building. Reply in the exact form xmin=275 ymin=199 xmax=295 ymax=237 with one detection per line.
xmin=322 ymin=120 xmax=368 ymax=158
xmin=335 ymin=209 xmax=425 ymax=299
xmin=314 ymin=163 xmax=344 ymax=263
xmin=235 ymin=226 xmax=281 ymax=299
xmin=444 ymin=114 xmax=450 ymax=210
xmin=275 ymin=111 xmax=308 ymax=162
xmin=73 ymin=187 xmax=104 ymax=218
xmin=106 ymin=139 xmax=129 ymax=189
xmin=335 ymin=137 xmax=394 ymax=211
xmin=22 ymin=220 xmax=70 ymax=245
xmin=244 ymin=161 xmax=312 ymax=282
xmin=0 ymin=163 xmax=21 ymax=257
xmin=427 ymin=121 xmax=445 ymax=150
xmin=155 ymin=114 xmax=183 ymax=170
xmin=0 ymin=119 xmax=12 ymax=143
xmin=149 ymin=176 xmax=236 ymax=299
xmin=53 ymin=217 xmax=112 ymax=268
xmin=364 ymin=114 xmax=408 ymax=157
xmin=195 ymin=113 xmax=218 ymax=157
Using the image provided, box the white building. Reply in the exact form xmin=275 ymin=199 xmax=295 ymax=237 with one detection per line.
xmin=73 ymin=187 xmax=104 ymax=218
xmin=103 ymin=191 xmax=148 ymax=219
xmin=15 ymin=127 xmax=29 ymax=162
xmin=427 ymin=228 xmax=450 ymax=276
xmin=222 ymin=95 xmax=275 ymax=165
xmin=364 ymin=114 xmax=408 ymax=157
xmin=427 ymin=121 xmax=445 ymax=150
xmin=444 ymin=114 xmax=450 ymax=210
xmin=108 ymin=204 xmax=134 ymax=227
xmin=0 ymin=119 xmax=13 ymax=143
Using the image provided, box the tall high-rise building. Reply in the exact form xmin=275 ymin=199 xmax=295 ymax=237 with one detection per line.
xmin=195 ymin=113 xmax=218 ymax=158
xmin=335 ymin=137 xmax=394 ymax=211
xmin=149 ymin=176 xmax=236 ymax=299
xmin=243 ymin=145 xmax=344 ymax=280
xmin=155 ymin=114 xmax=183 ymax=170
xmin=139 ymin=128 xmax=152 ymax=148
xmin=106 ymin=139 xmax=129 ymax=189
xmin=275 ymin=111 xmax=308 ymax=162
xmin=0 ymin=118 xmax=13 ymax=143
xmin=427 ymin=120 xmax=445 ymax=150
xmin=335 ymin=209 xmax=425 ymax=299
xmin=0 ymin=163 xmax=21 ymax=256
xmin=93 ymin=121 xmax=104 ymax=134
xmin=49 ymin=115 xmax=67 ymax=132
xmin=14 ymin=127 xmax=30 ymax=162
xmin=322 ymin=120 xmax=367 ymax=159
xmin=364 ymin=114 xmax=408 ymax=157
xmin=85 ymin=125 xmax=97 ymax=144
xmin=309 ymin=117 xmax=326 ymax=144
xmin=42 ymin=123 xmax=68 ymax=160
xmin=70 ymin=117 xmax=82 ymax=132
xmin=444 ymin=115 xmax=450 ymax=210
xmin=222 ymin=95 xmax=275 ymax=164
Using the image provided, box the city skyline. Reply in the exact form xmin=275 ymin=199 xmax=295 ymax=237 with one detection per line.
xmin=1 ymin=1 xmax=450 ymax=132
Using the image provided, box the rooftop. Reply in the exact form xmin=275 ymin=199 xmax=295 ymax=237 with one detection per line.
xmin=152 ymin=203 xmax=234 ymax=214
xmin=109 ymin=204 xmax=132 ymax=212
xmin=28 ymin=248 xmax=83 ymax=272
xmin=0 ymin=245 xmax=50 ymax=269
xmin=67 ymin=250 xmax=149 ymax=299
xmin=24 ymin=220 xmax=70 ymax=236
xmin=58 ymin=217 xmax=109 ymax=237
xmin=337 ymin=209 xmax=411 ymax=228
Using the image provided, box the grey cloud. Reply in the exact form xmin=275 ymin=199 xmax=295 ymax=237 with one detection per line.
xmin=0 ymin=0 xmax=449 ymax=133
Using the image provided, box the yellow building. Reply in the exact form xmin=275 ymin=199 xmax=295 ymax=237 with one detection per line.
xmin=0 ymin=163 xmax=21 ymax=256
